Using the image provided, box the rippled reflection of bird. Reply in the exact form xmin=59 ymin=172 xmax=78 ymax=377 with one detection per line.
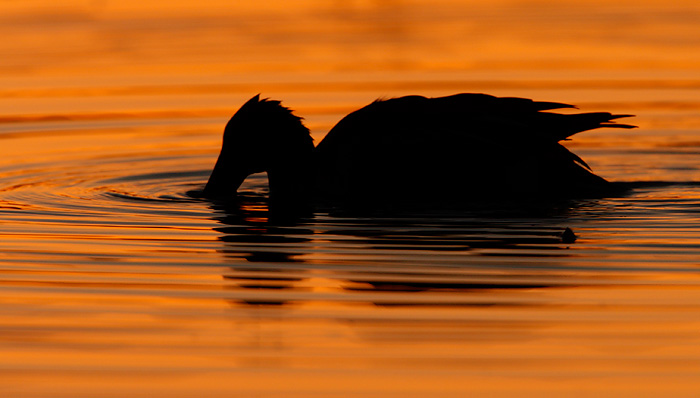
xmin=198 ymin=93 xmax=635 ymax=207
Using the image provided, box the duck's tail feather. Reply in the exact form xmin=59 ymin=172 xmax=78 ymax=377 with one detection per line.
xmin=549 ymin=112 xmax=636 ymax=141
xmin=568 ymin=148 xmax=592 ymax=171
xmin=533 ymin=101 xmax=577 ymax=111
xmin=600 ymin=114 xmax=636 ymax=129
xmin=495 ymin=96 xmax=577 ymax=112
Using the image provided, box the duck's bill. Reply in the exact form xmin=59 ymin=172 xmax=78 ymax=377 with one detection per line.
xmin=200 ymin=155 xmax=250 ymax=199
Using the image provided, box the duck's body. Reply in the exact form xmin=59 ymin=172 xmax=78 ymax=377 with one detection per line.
xmin=201 ymin=93 xmax=635 ymax=207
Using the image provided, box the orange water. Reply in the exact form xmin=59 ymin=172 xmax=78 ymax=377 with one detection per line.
xmin=2 ymin=1 xmax=700 ymax=397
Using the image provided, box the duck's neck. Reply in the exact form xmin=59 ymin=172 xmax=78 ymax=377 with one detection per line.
xmin=266 ymin=152 xmax=315 ymax=209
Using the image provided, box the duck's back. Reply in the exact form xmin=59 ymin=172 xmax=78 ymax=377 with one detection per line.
xmin=314 ymin=93 xmax=633 ymax=203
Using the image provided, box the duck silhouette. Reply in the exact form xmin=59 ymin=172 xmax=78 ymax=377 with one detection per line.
xmin=200 ymin=93 xmax=635 ymax=207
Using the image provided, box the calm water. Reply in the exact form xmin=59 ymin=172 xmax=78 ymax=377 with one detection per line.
xmin=3 ymin=1 xmax=700 ymax=397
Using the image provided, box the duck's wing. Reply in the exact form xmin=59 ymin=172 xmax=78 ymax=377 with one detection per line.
xmin=436 ymin=95 xmax=635 ymax=177
xmin=519 ymin=110 xmax=634 ymax=144
xmin=314 ymin=93 xmax=635 ymax=199
xmin=317 ymin=93 xmax=634 ymax=153
xmin=430 ymin=94 xmax=636 ymax=142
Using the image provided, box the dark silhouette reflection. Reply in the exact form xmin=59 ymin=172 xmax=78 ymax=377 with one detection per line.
xmin=210 ymin=195 xmax=313 ymax=306
xmin=195 ymin=93 xmax=635 ymax=211
xmin=321 ymin=217 xmax=580 ymax=303
xmin=208 ymin=195 xmax=586 ymax=308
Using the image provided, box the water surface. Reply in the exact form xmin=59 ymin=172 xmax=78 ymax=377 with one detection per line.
xmin=2 ymin=1 xmax=700 ymax=397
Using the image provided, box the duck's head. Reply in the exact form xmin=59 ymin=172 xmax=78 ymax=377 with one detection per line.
xmin=202 ymin=94 xmax=314 ymax=198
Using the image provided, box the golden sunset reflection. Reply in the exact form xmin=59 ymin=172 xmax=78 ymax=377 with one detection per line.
xmin=2 ymin=0 xmax=700 ymax=397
